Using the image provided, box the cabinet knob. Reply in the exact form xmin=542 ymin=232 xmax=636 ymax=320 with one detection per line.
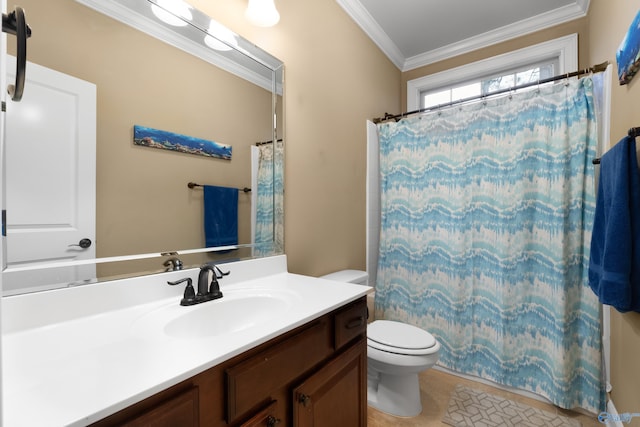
xmin=266 ymin=415 xmax=280 ymax=427
xmin=298 ymin=393 xmax=311 ymax=407
xmin=345 ymin=316 xmax=365 ymax=329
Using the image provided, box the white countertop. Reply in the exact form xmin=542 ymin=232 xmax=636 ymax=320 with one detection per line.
xmin=2 ymin=255 xmax=371 ymax=427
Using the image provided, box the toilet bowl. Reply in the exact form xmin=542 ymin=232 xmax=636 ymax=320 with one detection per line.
xmin=320 ymin=270 xmax=441 ymax=417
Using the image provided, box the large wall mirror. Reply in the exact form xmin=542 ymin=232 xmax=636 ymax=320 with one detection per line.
xmin=2 ymin=0 xmax=284 ymax=295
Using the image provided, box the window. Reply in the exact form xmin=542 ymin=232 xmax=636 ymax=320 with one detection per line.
xmin=422 ymin=61 xmax=557 ymax=108
xmin=407 ymin=34 xmax=577 ymax=111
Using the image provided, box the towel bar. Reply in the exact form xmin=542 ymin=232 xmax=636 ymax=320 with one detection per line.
xmin=188 ymin=182 xmax=251 ymax=192
xmin=592 ymin=126 xmax=640 ymax=165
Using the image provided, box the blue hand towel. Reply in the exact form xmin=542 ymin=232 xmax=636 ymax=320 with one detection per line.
xmin=203 ymin=185 xmax=239 ymax=248
xmin=589 ymin=136 xmax=640 ymax=312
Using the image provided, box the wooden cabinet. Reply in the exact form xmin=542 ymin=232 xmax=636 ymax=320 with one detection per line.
xmin=91 ymin=297 xmax=367 ymax=427
xmin=293 ymin=339 xmax=367 ymax=426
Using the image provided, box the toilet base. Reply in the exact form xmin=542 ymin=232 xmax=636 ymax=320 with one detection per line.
xmin=367 ymin=371 xmax=422 ymax=417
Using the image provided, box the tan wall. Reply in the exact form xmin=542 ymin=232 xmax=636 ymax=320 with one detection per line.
xmin=190 ymin=0 xmax=401 ymax=277
xmin=17 ymin=0 xmax=272 ymax=262
xmin=588 ymin=0 xmax=640 ymax=421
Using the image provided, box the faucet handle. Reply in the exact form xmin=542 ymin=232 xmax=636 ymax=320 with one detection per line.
xmin=167 ymin=277 xmax=197 ymax=306
xmin=208 ymin=274 xmax=223 ymax=299
xmin=213 ymin=265 xmax=230 ymax=279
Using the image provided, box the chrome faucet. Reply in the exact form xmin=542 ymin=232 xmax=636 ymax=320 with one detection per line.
xmin=163 ymin=257 xmax=183 ymax=271
xmin=167 ymin=264 xmax=227 ymax=306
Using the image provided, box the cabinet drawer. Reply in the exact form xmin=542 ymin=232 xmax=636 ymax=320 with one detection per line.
xmin=226 ymin=318 xmax=332 ymax=423
xmin=240 ymin=400 xmax=279 ymax=427
xmin=334 ymin=298 xmax=367 ymax=350
xmin=122 ymin=387 xmax=199 ymax=427
xmin=89 ymin=385 xmax=198 ymax=427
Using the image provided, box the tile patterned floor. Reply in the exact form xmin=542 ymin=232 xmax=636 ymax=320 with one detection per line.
xmin=366 ymin=369 xmax=601 ymax=427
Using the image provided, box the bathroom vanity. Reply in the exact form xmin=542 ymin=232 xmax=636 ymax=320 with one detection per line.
xmin=2 ymin=256 xmax=371 ymax=426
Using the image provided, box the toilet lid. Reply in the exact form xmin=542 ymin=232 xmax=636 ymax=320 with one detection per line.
xmin=368 ymin=320 xmax=436 ymax=351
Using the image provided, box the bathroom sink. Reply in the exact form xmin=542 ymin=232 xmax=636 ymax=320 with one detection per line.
xmin=131 ymin=288 xmax=296 ymax=340
xmin=165 ymin=294 xmax=289 ymax=338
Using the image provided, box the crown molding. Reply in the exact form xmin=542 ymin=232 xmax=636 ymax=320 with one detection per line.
xmin=403 ymin=2 xmax=589 ymax=71
xmin=336 ymin=0 xmax=405 ymax=69
xmin=336 ymin=0 xmax=590 ymax=72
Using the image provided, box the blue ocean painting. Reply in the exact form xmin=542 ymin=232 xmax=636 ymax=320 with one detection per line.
xmin=616 ymin=9 xmax=640 ymax=84
xmin=133 ymin=125 xmax=232 ymax=160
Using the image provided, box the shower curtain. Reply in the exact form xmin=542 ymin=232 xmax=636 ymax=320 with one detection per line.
xmin=252 ymin=142 xmax=284 ymax=256
xmin=374 ymin=77 xmax=603 ymax=412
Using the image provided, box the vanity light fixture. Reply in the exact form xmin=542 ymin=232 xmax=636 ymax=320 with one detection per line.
xmin=204 ymin=20 xmax=238 ymax=51
xmin=245 ymin=0 xmax=280 ymax=27
xmin=151 ymin=0 xmax=192 ymax=27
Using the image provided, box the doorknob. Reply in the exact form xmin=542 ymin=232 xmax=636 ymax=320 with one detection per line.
xmin=69 ymin=238 xmax=92 ymax=249
xmin=2 ymin=6 xmax=32 ymax=102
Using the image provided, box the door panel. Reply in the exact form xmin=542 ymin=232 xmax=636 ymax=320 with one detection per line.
xmin=3 ymin=56 xmax=96 ymax=292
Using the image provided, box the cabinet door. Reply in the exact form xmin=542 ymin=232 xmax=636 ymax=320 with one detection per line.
xmin=226 ymin=318 xmax=332 ymax=423
xmin=293 ymin=339 xmax=366 ymax=427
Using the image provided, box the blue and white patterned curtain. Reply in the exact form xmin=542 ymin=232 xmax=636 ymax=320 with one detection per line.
xmin=375 ymin=77 xmax=603 ymax=412
xmin=254 ymin=142 xmax=284 ymax=256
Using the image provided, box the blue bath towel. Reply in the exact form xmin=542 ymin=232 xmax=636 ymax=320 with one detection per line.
xmin=589 ymin=136 xmax=640 ymax=312
xmin=203 ymin=185 xmax=239 ymax=248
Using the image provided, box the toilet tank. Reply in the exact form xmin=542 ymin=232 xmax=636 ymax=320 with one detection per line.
xmin=320 ymin=270 xmax=368 ymax=286
xmin=321 ymin=270 xmax=374 ymax=322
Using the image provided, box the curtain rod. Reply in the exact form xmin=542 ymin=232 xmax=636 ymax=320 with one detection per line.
xmin=373 ymin=61 xmax=610 ymax=124
xmin=256 ymin=138 xmax=283 ymax=146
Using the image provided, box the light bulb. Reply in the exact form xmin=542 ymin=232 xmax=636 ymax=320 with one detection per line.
xmin=245 ymin=0 xmax=280 ymax=27
xmin=151 ymin=0 xmax=192 ymax=27
xmin=204 ymin=21 xmax=238 ymax=51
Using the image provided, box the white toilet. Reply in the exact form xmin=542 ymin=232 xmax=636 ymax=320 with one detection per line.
xmin=320 ymin=270 xmax=441 ymax=417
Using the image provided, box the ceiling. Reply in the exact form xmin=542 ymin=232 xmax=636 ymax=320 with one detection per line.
xmin=336 ymin=0 xmax=590 ymax=71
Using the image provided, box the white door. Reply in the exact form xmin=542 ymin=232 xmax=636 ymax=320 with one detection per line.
xmin=3 ymin=56 xmax=96 ymax=292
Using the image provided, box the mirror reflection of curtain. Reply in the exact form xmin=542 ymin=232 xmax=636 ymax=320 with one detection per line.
xmin=591 ymin=65 xmax=613 ymax=393
xmin=366 ymin=121 xmax=381 ymax=289
xmin=251 ymin=142 xmax=284 ymax=256
xmin=374 ymin=77 xmax=603 ymax=413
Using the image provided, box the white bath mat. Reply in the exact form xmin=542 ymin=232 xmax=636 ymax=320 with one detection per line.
xmin=443 ymin=384 xmax=581 ymax=427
